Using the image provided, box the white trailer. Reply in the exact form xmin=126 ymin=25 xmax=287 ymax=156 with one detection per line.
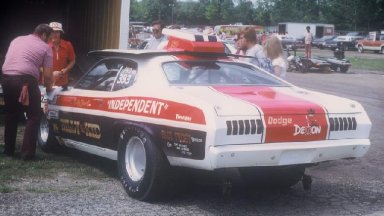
xmin=278 ymin=22 xmax=334 ymax=39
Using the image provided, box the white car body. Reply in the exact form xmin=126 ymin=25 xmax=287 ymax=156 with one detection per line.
xmin=37 ymin=29 xmax=371 ymax=200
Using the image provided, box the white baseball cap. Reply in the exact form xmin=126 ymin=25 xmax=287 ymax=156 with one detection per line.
xmin=49 ymin=22 xmax=64 ymax=33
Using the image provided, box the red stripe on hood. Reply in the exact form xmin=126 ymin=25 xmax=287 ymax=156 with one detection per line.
xmin=213 ymin=86 xmax=328 ymax=142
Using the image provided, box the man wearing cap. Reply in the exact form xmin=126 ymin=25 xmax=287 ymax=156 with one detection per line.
xmin=1 ymin=24 xmax=53 ymax=160
xmin=49 ymin=22 xmax=76 ymax=89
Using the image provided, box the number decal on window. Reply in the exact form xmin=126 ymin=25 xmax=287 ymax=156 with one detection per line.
xmin=116 ymin=67 xmax=135 ymax=85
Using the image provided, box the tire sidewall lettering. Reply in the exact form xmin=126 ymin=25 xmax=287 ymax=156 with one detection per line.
xmin=117 ymin=126 xmax=153 ymax=199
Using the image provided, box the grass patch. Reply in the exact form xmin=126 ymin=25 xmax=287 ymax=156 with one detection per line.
xmin=0 ymin=184 xmax=16 ymax=193
xmin=0 ymin=150 xmax=112 ymax=193
xmin=293 ymin=51 xmax=384 ymax=71
xmin=0 ymin=149 xmax=107 ymax=179
xmin=0 ymin=123 xmax=114 ymax=193
xmin=347 ymin=57 xmax=384 ymax=71
xmin=26 ymin=187 xmax=52 ymax=193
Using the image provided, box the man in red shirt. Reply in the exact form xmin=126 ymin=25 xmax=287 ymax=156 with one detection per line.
xmin=49 ymin=22 xmax=76 ymax=89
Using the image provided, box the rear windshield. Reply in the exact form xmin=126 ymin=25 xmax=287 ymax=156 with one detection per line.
xmin=162 ymin=61 xmax=287 ymax=86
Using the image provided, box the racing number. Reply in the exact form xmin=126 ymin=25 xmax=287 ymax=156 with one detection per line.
xmin=116 ymin=67 xmax=135 ymax=85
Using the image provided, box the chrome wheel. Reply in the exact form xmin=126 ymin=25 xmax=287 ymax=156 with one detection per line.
xmin=125 ymin=136 xmax=146 ymax=181
xmin=39 ymin=115 xmax=49 ymax=143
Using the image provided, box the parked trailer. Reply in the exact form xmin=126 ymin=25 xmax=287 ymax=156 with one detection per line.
xmin=278 ymin=22 xmax=334 ymax=39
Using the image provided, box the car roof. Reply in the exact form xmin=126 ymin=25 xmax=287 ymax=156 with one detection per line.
xmin=88 ymin=49 xmax=248 ymax=61
xmin=90 ymin=28 xmax=253 ymax=60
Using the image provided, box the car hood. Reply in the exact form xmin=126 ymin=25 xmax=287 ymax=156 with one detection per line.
xmin=174 ymin=85 xmax=363 ymax=116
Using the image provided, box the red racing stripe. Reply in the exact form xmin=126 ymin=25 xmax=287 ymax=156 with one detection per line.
xmin=55 ymin=95 xmax=206 ymax=125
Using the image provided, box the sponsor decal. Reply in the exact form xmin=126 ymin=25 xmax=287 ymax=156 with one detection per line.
xmin=161 ymin=130 xmax=192 ymax=145
xmin=107 ymin=99 xmax=168 ymax=116
xmin=74 ymin=98 xmax=91 ymax=107
xmin=115 ymin=67 xmax=135 ymax=85
xmin=60 ymin=118 xmax=101 ymax=139
xmin=191 ymin=137 xmax=203 ymax=143
xmin=175 ymin=114 xmax=192 ymax=122
xmin=161 ymin=130 xmax=193 ymax=156
xmin=293 ymin=125 xmax=321 ymax=136
xmin=83 ymin=122 xmax=101 ymax=139
xmin=267 ymin=116 xmax=292 ymax=126
xmin=292 ymin=108 xmax=322 ymax=136
xmin=160 ymin=128 xmax=206 ymax=159
xmin=60 ymin=119 xmax=80 ymax=135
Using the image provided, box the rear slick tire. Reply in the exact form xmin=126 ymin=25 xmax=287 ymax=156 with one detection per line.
xmin=117 ymin=126 xmax=172 ymax=201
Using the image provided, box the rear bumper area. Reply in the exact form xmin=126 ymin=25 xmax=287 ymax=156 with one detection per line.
xmin=209 ymin=139 xmax=370 ymax=169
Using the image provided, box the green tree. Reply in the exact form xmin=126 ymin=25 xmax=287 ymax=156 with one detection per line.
xmin=129 ymin=0 xmax=384 ymax=31
xmin=233 ymin=0 xmax=255 ymax=24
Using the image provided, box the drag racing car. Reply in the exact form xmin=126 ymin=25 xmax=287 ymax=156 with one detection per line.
xmin=38 ymin=29 xmax=371 ymax=201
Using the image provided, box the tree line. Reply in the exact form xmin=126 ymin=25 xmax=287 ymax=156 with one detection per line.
xmin=130 ymin=0 xmax=384 ymax=32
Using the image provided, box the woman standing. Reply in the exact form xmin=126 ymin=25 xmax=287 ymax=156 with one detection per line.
xmin=263 ymin=36 xmax=288 ymax=79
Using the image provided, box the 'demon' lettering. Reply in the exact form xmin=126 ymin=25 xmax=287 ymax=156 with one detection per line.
xmin=293 ymin=124 xmax=321 ymax=136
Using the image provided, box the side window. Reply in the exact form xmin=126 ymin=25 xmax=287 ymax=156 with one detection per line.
xmin=75 ymin=59 xmax=137 ymax=91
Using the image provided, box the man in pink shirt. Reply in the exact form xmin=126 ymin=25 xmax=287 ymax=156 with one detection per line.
xmin=1 ymin=23 xmax=53 ymax=160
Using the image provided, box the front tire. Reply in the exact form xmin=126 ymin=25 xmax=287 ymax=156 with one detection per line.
xmin=37 ymin=114 xmax=59 ymax=152
xmin=117 ymin=126 xmax=172 ymax=201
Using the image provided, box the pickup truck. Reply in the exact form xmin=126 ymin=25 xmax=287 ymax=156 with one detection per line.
xmin=356 ymin=31 xmax=384 ymax=54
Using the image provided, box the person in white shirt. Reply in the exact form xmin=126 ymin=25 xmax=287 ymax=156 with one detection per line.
xmin=144 ymin=20 xmax=168 ymax=50
xmin=264 ymin=36 xmax=288 ymax=78
xmin=304 ymin=26 xmax=313 ymax=59
xmin=238 ymin=27 xmax=272 ymax=73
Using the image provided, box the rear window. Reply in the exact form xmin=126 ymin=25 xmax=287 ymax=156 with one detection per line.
xmin=162 ymin=61 xmax=287 ymax=86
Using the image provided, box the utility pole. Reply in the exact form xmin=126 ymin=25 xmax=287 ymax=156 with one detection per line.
xmin=169 ymin=3 xmax=175 ymax=25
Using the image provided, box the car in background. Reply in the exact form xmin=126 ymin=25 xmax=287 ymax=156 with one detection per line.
xmin=356 ymin=31 xmax=384 ymax=54
xmin=37 ymin=28 xmax=371 ymax=202
xmin=136 ymin=38 xmax=150 ymax=49
xmin=276 ymin=34 xmax=301 ymax=49
xmin=222 ymin=38 xmax=237 ymax=54
xmin=324 ymin=32 xmax=366 ymax=51
xmin=312 ymin=35 xmax=337 ymax=49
